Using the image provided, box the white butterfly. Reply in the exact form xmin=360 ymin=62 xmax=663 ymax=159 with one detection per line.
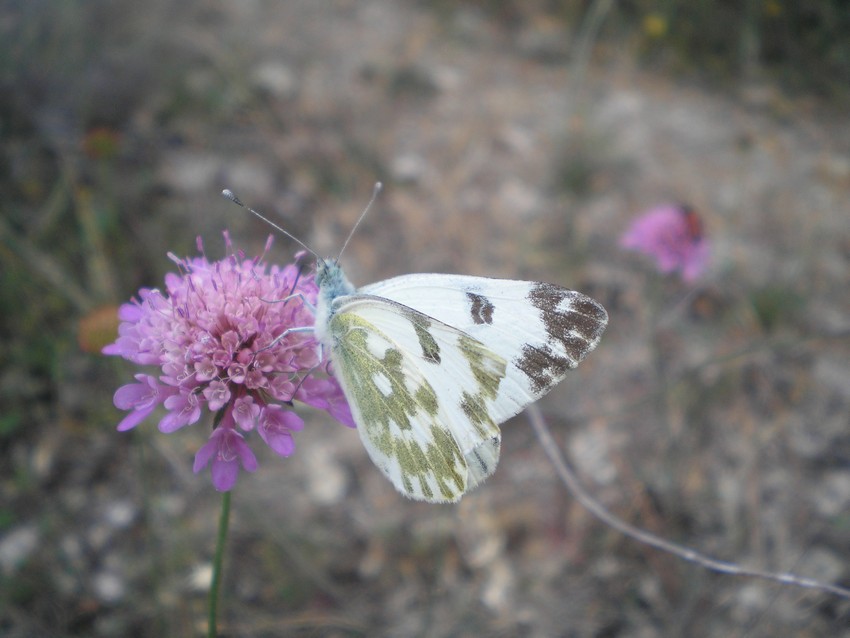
xmin=223 ymin=187 xmax=607 ymax=503
xmin=313 ymin=261 xmax=607 ymax=503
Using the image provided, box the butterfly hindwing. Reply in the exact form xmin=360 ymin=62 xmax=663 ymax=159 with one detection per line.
xmin=326 ymin=294 xmax=507 ymax=502
xmin=359 ymin=274 xmax=608 ymax=421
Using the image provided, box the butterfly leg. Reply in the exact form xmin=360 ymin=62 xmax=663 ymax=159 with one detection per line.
xmin=259 ymin=292 xmax=317 ymax=315
xmin=252 ymin=291 xmax=317 ymax=359
xmin=255 ymin=325 xmax=315 ymax=356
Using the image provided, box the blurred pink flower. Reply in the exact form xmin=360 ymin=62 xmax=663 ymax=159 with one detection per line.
xmin=620 ymin=204 xmax=709 ymax=282
xmin=103 ymin=232 xmax=353 ymax=491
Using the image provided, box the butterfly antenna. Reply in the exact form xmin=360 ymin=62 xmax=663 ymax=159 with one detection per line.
xmin=221 ymin=189 xmax=320 ymax=261
xmin=337 ymin=181 xmax=382 ymax=261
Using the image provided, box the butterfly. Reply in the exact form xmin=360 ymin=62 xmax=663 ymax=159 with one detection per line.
xmin=313 ymin=261 xmax=607 ymax=503
xmin=224 ymin=187 xmax=608 ymax=503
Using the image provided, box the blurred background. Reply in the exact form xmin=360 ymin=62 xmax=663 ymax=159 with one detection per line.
xmin=2 ymin=1 xmax=849 ymax=636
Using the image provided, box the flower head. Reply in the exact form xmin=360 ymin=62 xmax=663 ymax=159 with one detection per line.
xmin=620 ymin=204 xmax=709 ymax=282
xmin=103 ymin=233 xmax=352 ymax=490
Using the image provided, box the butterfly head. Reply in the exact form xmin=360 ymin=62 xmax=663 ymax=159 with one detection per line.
xmin=316 ymin=258 xmax=356 ymax=301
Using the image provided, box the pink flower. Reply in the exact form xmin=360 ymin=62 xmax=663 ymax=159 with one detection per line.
xmin=103 ymin=233 xmax=352 ymax=490
xmin=620 ymin=204 xmax=709 ymax=282
xmin=193 ymin=418 xmax=258 ymax=492
xmin=297 ymin=377 xmax=356 ymax=428
xmin=257 ymin=405 xmax=304 ymax=456
xmin=112 ymin=374 xmax=175 ymax=431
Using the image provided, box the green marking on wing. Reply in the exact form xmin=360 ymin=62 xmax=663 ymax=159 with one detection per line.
xmin=459 ymin=334 xmax=504 ymax=401
xmin=414 ymin=384 xmax=439 ymax=416
xmin=329 ymin=313 xmax=466 ymax=500
xmin=406 ymin=310 xmax=441 ymax=364
xmin=456 ymin=334 xmax=506 ymax=438
xmin=459 ymin=391 xmax=491 ymax=432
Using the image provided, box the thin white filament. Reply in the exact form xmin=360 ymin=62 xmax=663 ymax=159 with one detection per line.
xmin=527 ymin=404 xmax=850 ymax=600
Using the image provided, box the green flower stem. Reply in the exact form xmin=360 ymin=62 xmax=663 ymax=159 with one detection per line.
xmin=208 ymin=489 xmax=231 ymax=638
xmin=208 ymin=406 xmax=231 ymax=638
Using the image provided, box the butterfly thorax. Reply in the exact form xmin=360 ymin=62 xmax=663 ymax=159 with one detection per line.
xmin=314 ymin=259 xmax=356 ymax=344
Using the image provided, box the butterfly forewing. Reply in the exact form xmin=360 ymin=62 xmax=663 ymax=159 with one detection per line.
xmin=327 ymin=294 xmax=507 ymax=502
xmin=359 ymin=274 xmax=608 ymax=420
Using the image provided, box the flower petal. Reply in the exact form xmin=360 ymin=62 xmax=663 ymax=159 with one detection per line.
xmin=210 ymin=458 xmax=239 ymax=491
xmin=193 ymin=426 xmax=258 ymax=491
xmin=258 ymin=405 xmax=304 ymax=457
xmin=620 ymin=204 xmax=709 ymax=282
xmin=297 ymin=377 xmax=356 ymax=428
xmin=116 ymin=406 xmax=155 ymax=431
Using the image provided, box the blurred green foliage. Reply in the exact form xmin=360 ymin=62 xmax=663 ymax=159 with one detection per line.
xmin=749 ymin=285 xmax=804 ymax=333
xmin=627 ymin=0 xmax=850 ymax=98
xmin=437 ymin=0 xmax=850 ymax=100
xmin=0 ymin=1 xmax=159 ymax=442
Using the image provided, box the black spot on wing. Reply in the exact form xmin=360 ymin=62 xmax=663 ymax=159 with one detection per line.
xmin=466 ymin=292 xmax=495 ymax=325
xmin=516 ymin=343 xmax=569 ymax=395
xmin=515 ymin=282 xmax=608 ymax=394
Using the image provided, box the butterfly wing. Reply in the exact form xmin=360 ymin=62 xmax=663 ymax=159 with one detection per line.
xmin=325 ymin=294 xmax=507 ymax=502
xmin=359 ymin=274 xmax=608 ymax=423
